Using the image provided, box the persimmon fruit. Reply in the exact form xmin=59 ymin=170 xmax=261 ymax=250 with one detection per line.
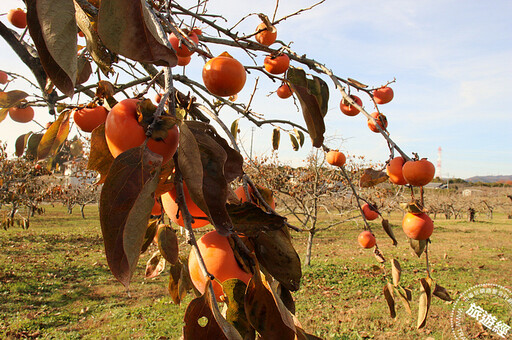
xmin=73 ymin=106 xmax=108 ymax=133
xmin=7 ymin=9 xmax=27 ymax=29
xmin=202 ymin=52 xmax=246 ymax=97
xmin=9 ymin=106 xmax=34 ymax=123
xmin=177 ymin=55 xmax=191 ymax=66
xmin=168 ymin=31 xmax=199 ymax=58
xmin=358 ymin=231 xmax=376 ymax=249
xmin=362 ymin=203 xmax=379 ymax=221
xmin=161 ymin=183 xmax=209 ymax=228
xmin=367 ymin=112 xmax=388 ymax=133
xmin=264 ymin=54 xmax=290 ymax=75
xmin=386 ymin=156 xmax=408 ymax=185
xmin=0 ymin=71 xmax=8 ymax=84
xmin=188 ymin=230 xmax=252 ymax=301
xmin=234 ymin=185 xmax=276 ymax=210
xmin=326 ymin=150 xmax=346 ymax=167
xmin=104 ymin=98 xmax=179 ymax=162
xmin=255 ymin=22 xmax=277 ymax=46
xmin=276 ymin=83 xmax=293 ymax=99
xmin=340 ymin=95 xmax=362 ymax=116
xmin=373 ymin=86 xmax=394 ymax=104
xmin=402 ymin=158 xmax=435 ymax=187
xmin=402 ymin=212 xmax=433 ymax=240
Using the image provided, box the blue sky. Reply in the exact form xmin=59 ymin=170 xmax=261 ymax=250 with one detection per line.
xmin=1 ymin=0 xmax=511 ymax=178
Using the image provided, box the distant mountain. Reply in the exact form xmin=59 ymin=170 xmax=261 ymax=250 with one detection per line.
xmin=466 ymin=175 xmax=512 ymax=183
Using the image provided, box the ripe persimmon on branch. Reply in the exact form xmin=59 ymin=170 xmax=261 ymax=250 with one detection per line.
xmin=0 ymin=0 xmax=450 ymax=337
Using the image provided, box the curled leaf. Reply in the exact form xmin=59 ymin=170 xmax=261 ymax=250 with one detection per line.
xmin=87 ymin=123 xmax=114 ymax=184
xmin=289 ymin=134 xmax=299 ymax=151
xmin=359 ymin=168 xmax=388 ymax=188
xmin=145 ymin=251 xmax=166 ymax=279
xmin=409 ymin=238 xmax=427 ymax=258
xmin=37 ymin=110 xmax=71 ymax=160
xmin=417 ymin=277 xmax=433 ymax=329
xmin=383 ymin=283 xmax=396 ymax=319
xmin=272 ymin=128 xmax=280 ymax=151
xmin=391 ymin=259 xmax=401 ymax=287
xmin=227 ymin=203 xmax=287 ymax=237
xmin=0 ymin=90 xmax=29 ymax=108
xmin=381 ymin=219 xmax=397 ymax=246
xmin=433 ymin=283 xmax=452 ymax=301
xmin=15 ymin=132 xmax=33 ymax=157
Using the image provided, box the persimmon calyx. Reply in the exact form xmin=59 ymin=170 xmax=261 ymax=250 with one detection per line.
xmin=135 ymin=99 xmax=177 ymax=141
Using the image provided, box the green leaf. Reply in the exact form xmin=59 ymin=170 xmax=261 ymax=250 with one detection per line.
xmin=97 ymin=0 xmax=177 ymax=67
xmin=27 ymin=0 xmax=77 ymax=97
xmin=272 ymin=128 xmax=280 ymax=151
xmin=37 ymin=110 xmax=70 ymax=160
xmin=99 ymin=145 xmax=162 ymax=288
xmin=286 ymin=67 xmax=328 ymax=147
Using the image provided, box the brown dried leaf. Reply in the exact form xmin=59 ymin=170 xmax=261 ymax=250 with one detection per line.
xmin=140 ymin=218 xmax=158 ymax=254
xmin=409 ymin=238 xmax=427 ymax=258
xmin=74 ymin=0 xmax=117 ymax=75
xmin=287 ymin=67 xmax=328 ymax=147
xmin=359 ymin=168 xmax=388 ymax=188
xmin=168 ymin=256 xmax=194 ymax=305
xmin=417 ymin=277 xmax=433 ymax=329
xmin=99 ymin=145 xmax=162 ymax=287
xmin=27 ymin=0 xmax=77 ymax=97
xmin=391 ymin=259 xmax=401 ymax=287
xmin=87 ymin=123 xmax=114 ymax=184
xmin=289 ymin=134 xmax=300 ymax=151
xmin=76 ymin=54 xmax=92 ymax=85
xmin=381 ymin=219 xmax=397 ymax=246
xmin=227 ymin=203 xmax=287 ymax=237
xmin=272 ymin=128 xmax=280 ymax=151
xmin=253 ymin=227 xmax=301 ymax=291
xmin=395 ymin=285 xmax=412 ymax=315
xmin=0 ymin=90 xmax=29 ymax=108
xmin=230 ymin=119 xmax=240 ymax=142
xmin=347 ymin=77 xmax=368 ymax=88
xmin=15 ymin=132 xmax=33 ymax=157
xmin=383 ymin=282 xmax=396 ymax=319
xmin=96 ymin=80 xmax=116 ymax=99
xmin=37 ymin=110 xmax=70 ymax=160
xmin=244 ymin=269 xmax=296 ymax=339
xmin=183 ymin=280 xmax=243 ymax=340
xmin=157 ymin=224 xmax=179 ymax=265
xmin=26 ymin=133 xmax=44 ymax=160
xmin=374 ymin=247 xmax=386 ymax=263
xmin=97 ymin=0 xmax=177 ymax=67
xmin=145 ymin=251 xmax=165 ymax=279
xmin=433 ymin=283 xmax=452 ymax=301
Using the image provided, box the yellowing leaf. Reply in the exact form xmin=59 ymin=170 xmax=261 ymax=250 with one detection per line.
xmin=37 ymin=110 xmax=71 ymax=160
xmin=157 ymin=224 xmax=179 ymax=265
xmin=0 ymin=90 xmax=29 ymax=108
xmin=87 ymin=123 xmax=114 ymax=184
xmin=359 ymin=168 xmax=388 ymax=188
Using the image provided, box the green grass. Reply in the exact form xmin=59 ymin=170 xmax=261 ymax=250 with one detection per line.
xmin=1 ymin=205 xmax=511 ymax=339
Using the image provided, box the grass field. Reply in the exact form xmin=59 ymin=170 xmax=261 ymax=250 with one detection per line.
xmin=0 ymin=204 xmax=511 ymax=339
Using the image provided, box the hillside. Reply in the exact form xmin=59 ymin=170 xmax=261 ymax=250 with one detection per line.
xmin=466 ymin=175 xmax=512 ymax=183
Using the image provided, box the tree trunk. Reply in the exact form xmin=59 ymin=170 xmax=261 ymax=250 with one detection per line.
xmin=80 ymin=204 xmax=86 ymax=219
xmin=468 ymin=208 xmax=476 ymax=222
xmin=305 ymin=230 xmax=315 ymax=266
